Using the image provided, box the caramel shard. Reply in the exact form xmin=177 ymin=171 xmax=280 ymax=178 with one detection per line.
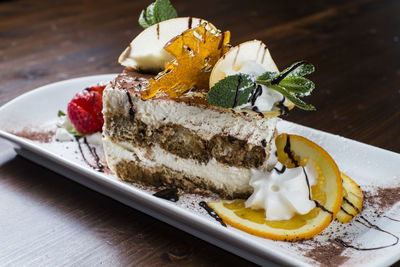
xmin=141 ymin=23 xmax=230 ymax=99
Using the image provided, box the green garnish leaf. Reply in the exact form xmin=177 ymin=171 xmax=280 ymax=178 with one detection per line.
xmin=57 ymin=110 xmax=66 ymax=117
xmin=281 ymin=61 xmax=315 ymax=78
xmin=206 ymin=74 xmax=256 ymax=108
xmin=257 ymin=71 xmax=279 ymax=83
xmin=269 ymin=84 xmax=316 ymax=111
xmin=139 ymin=0 xmax=178 ymax=29
xmin=278 ymin=77 xmax=314 ymax=96
xmin=66 ymin=126 xmax=83 ymax=137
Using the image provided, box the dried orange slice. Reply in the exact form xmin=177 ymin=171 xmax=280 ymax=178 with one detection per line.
xmin=207 ymin=133 xmax=343 ymax=241
xmin=336 ymin=172 xmax=363 ymax=223
xmin=141 ymin=23 xmax=230 ymax=100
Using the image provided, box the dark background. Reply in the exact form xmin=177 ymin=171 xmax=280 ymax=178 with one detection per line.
xmin=0 ymin=0 xmax=399 ymax=265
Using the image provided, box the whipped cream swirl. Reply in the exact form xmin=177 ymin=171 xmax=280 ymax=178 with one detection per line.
xmin=245 ymin=161 xmax=318 ymax=221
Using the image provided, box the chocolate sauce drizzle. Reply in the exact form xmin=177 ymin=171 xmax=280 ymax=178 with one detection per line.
xmin=156 ymin=23 xmax=160 ymax=40
xmin=335 ymin=215 xmax=399 ymax=251
xmin=83 ymin=137 xmax=104 ymax=172
xmin=276 ymin=97 xmax=289 ymax=116
xmin=75 ymin=137 xmax=104 ymax=172
xmin=283 ymin=136 xmax=299 ymax=167
xmin=261 ymin=139 xmax=267 ymax=147
xmin=384 ymin=216 xmax=400 ymax=222
xmin=188 ymin=17 xmax=193 ymax=29
xmin=123 ymin=88 xmax=135 ymax=120
xmin=274 ymin=165 xmax=286 ymax=174
xmin=249 ymin=84 xmax=262 ymax=106
xmin=232 ymin=75 xmax=242 ymax=108
xmin=302 ymin=167 xmax=312 ymax=201
xmin=252 ymin=106 xmax=264 ymax=118
xmin=284 ymin=135 xmax=334 ymax=219
xmin=153 ymin=188 xmax=179 ymax=202
xmin=199 ymin=201 xmax=227 ymax=227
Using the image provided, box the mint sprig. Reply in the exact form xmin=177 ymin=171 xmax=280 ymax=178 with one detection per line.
xmin=206 ymin=61 xmax=316 ymax=111
xmin=139 ymin=0 xmax=178 ymax=29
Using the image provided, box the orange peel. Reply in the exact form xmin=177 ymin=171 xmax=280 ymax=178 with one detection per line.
xmin=336 ymin=172 xmax=364 ymax=223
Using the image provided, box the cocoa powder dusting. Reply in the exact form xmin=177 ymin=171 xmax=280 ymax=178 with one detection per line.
xmin=11 ymin=128 xmax=54 ymax=143
xmin=305 ymin=240 xmax=349 ymax=266
xmin=363 ymin=185 xmax=400 ymax=211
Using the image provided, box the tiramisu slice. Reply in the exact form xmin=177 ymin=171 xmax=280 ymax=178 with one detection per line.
xmin=102 ymin=69 xmax=279 ymax=198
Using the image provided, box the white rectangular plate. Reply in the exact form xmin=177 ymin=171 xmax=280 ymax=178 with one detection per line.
xmin=1 ymin=74 xmax=399 ymax=267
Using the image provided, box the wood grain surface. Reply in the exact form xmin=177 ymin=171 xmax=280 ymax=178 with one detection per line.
xmin=0 ymin=0 xmax=399 ymax=266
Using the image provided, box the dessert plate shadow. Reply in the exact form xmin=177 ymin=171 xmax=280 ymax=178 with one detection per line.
xmin=0 ymin=74 xmax=399 ymax=267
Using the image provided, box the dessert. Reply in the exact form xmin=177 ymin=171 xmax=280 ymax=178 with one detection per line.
xmin=61 ymin=0 xmax=364 ymax=241
xmin=102 ymin=68 xmax=279 ymax=198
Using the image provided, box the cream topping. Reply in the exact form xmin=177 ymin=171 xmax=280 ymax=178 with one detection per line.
xmin=245 ymin=161 xmax=318 ymax=221
xmin=224 ymin=60 xmax=283 ymax=112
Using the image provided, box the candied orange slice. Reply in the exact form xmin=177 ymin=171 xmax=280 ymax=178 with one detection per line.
xmin=141 ymin=23 xmax=230 ymax=100
xmin=207 ymin=134 xmax=343 ymax=241
xmin=336 ymin=172 xmax=363 ymax=223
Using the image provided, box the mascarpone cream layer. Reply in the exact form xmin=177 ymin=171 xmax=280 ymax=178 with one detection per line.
xmin=103 ymin=136 xmax=253 ymax=196
xmin=103 ymin=85 xmax=279 ymax=146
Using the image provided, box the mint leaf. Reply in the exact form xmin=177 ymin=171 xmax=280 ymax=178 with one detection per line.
xmin=279 ymin=77 xmax=314 ymax=96
xmin=154 ymin=0 xmax=178 ymax=22
xmin=269 ymin=85 xmax=316 ymax=111
xmin=206 ymin=74 xmax=256 ymax=108
xmin=270 ymin=61 xmax=314 ymax=85
xmin=139 ymin=7 xmax=154 ymax=29
xmin=138 ymin=0 xmax=178 ymax=29
xmin=257 ymin=71 xmax=279 ymax=83
xmin=57 ymin=110 xmax=66 ymax=117
xmin=283 ymin=61 xmax=314 ymax=78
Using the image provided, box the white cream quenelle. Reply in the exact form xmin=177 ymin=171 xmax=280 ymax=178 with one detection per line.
xmin=209 ymin=40 xmax=291 ymax=113
xmin=245 ymin=161 xmax=318 ymax=221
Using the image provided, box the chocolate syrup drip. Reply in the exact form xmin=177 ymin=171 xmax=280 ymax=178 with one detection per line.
xmin=384 ymin=216 xmax=400 ymax=222
xmin=283 ymin=136 xmax=299 ymax=167
xmin=232 ymin=75 xmax=242 ymax=108
xmin=340 ymin=206 xmax=353 ymax=217
xmin=83 ymin=137 xmax=104 ymax=172
xmin=302 ymin=167 xmax=312 ymax=201
xmin=271 ymin=61 xmax=306 ymax=85
xmin=252 ymin=106 xmax=264 ymax=118
xmin=335 ymin=215 xmax=399 ymax=251
xmin=123 ymin=88 xmax=135 ymax=120
xmin=283 ymin=136 xmax=333 ymax=218
xmin=343 ymin=196 xmax=360 ymax=213
xmin=314 ymin=201 xmax=334 ymax=220
xmin=75 ymin=137 xmax=91 ymax=168
xmin=261 ymin=46 xmax=268 ymax=64
xmin=218 ymin=32 xmax=225 ymax=50
xmin=188 ymin=17 xmax=193 ymax=29
xmin=261 ymin=139 xmax=267 ymax=147
xmin=338 ymin=197 xmax=361 ymax=219
xmin=153 ymin=188 xmax=179 ymax=202
xmin=276 ymin=97 xmax=289 ymax=116
xmin=156 ymin=24 xmax=160 ymax=40
xmin=274 ymin=165 xmax=286 ymax=174
xmin=199 ymin=201 xmax=227 ymax=227
xmin=249 ymin=84 xmax=262 ymax=106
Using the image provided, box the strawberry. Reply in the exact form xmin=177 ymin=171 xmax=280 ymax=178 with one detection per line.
xmin=67 ymin=85 xmax=106 ymax=134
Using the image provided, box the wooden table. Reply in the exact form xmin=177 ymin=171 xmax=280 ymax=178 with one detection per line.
xmin=0 ymin=0 xmax=399 ymax=265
